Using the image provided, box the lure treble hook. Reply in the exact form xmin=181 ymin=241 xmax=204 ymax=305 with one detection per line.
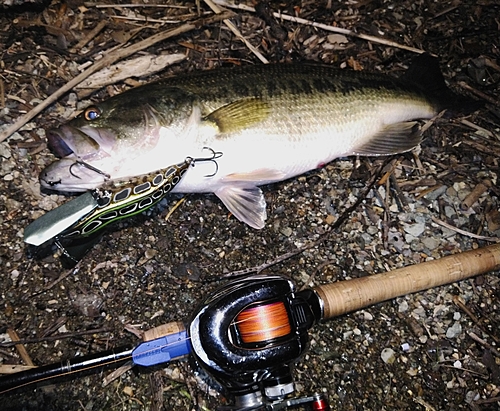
xmin=69 ymin=160 xmax=111 ymax=180
xmin=187 ymin=147 xmax=223 ymax=178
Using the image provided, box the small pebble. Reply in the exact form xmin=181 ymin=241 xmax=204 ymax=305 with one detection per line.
xmin=398 ymin=300 xmax=409 ymax=312
xmin=123 ymin=386 xmax=134 ymax=396
xmin=422 ymin=237 xmax=440 ymax=251
xmin=444 ymin=205 xmax=456 ymax=218
xmin=363 ymin=311 xmax=373 ymax=321
xmin=403 ymin=222 xmax=425 ymax=237
xmin=0 ymin=142 xmax=12 ymax=159
xmin=425 ymin=185 xmax=447 ymax=201
xmin=465 ymin=391 xmax=480 ymax=403
xmin=446 ymin=322 xmax=462 ymax=339
xmin=381 ymin=348 xmax=396 ymax=364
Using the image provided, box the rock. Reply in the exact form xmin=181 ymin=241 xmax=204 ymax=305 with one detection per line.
xmin=422 ymin=237 xmax=440 ymax=250
xmin=381 ymin=348 xmax=396 ymax=364
xmin=403 ymin=222 xmax=425 ymax=237
xmin=445 ymin=322 xmax=462 ymax=338
xmin=398 ymin=300 xmax=409 ymax=312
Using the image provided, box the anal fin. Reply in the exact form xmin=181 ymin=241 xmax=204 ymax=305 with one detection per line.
xmin=222 ymin=168 xmax=286 ymax=184
xmin=353 ymin=121 xmax=422 ymax=156
xmin=214 ymin=184 xmax=267 ymax=229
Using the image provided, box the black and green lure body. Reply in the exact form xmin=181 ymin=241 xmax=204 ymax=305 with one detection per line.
xmin=24 ymin=159 xmax=191 ymax=247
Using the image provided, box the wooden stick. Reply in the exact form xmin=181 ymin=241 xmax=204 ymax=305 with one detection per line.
xmin=461 ymin=179 xmax=492 ymax=210
xmin=0 ymin=364 xmax=37 ymax=375
xmin=0 ymin=327 xmax=111 ymax=348
xmin=431 ymin=216 xmax=500 ymax=243
xmin=0 ymin=12 xmax=231 ymax=144
xmin=203 ymin=0 xmax=269 ymax=64
xmin=6 ymin=329 xmax=34 ymax=367
xmin=315 ymin=243 xmax=500 ymax=320
xmin=69 ymin=20 xmax=107 ymax=53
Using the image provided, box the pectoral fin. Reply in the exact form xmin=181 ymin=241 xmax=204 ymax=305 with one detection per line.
xmin=214 ymin=184 xmax=267 ymax=229
xmin=205 ymin=98 xmax=271 ymax=135
xmin=353 ymin=121 xmax=422 ymax=156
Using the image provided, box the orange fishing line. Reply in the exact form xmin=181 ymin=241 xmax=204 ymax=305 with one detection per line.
xmin=236 ymin=301 xmax=292 ymax=344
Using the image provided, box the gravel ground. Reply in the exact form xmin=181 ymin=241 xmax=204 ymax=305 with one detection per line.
xmin=1 ymin=1 xmax=499 ymax=410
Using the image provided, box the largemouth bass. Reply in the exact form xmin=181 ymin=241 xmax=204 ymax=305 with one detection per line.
xmin=41 ymin=54 xmax=459 ymax=229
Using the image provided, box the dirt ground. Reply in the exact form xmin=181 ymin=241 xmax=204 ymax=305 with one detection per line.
xmin=0 ymin=1 xmax=499 ymax=410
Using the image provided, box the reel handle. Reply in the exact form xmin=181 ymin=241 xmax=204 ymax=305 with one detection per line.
xmin=314 ymin=243 xmax=500 ymax=320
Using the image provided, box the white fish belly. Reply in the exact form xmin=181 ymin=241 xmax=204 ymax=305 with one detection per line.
xmin=171 ymin=99 xmax=436 ymax=194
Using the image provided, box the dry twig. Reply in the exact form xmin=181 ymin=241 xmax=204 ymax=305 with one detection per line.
xmin=458 ymin=81 xmax=498 ymax=106
xmin=102 ymin=362 xmax=134 ymax=386
xmin=69 ymin=20 xmax=107 ymax=53
xmin=0 ymin=328 xmax=112 ymax=349
xmin=431 ymin=216 xmax=500 ymax=243
xmin=203 ymin=0 xmax=268 ymax=63
xmin=0 ymin=12 xmax=231 ymax=143
xmin=213 ymin=0 xmax=428 ymax=55
xmin=7 ymin=329 xmax=34 ymax=367
xmin=467 ymin=331 xmax=500 ymax=357
xmin=221 ymin=159 xmax=387 ymax=278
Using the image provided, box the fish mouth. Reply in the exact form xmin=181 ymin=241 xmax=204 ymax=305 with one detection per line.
xmin=40 ymin=159 xmax=110 ymax=192
xmin=42 ymin=125 xmax=118 ymax=192
xmin=46 ymin=127 xmax=75 ymax=157
xmin=46 ymin=125 xmax=117 ymax=159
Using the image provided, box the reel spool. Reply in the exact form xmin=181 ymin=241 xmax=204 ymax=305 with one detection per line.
xmin=189 ymin=275 xmax=327 ymax=410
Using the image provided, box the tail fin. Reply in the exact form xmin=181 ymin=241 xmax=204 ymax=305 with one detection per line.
xmin=402 ymin=53 xmax=482 ymax=114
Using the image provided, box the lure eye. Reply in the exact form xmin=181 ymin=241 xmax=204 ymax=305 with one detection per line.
xmin=83 ymin=106 xmax=101 ymax=121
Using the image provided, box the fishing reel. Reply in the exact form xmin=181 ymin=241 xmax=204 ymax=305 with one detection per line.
xmin=189 ymin=275 xmax=328 ymax=410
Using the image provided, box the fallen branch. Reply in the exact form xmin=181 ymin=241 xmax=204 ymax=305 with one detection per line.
xmin=0 ymin=11 xmax=232 ymax=144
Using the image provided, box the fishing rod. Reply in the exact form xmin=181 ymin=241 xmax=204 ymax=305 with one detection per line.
xmin=1 ymin=243 xmax=499 ymax=410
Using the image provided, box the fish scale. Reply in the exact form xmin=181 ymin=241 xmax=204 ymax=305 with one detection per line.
xmin=40 ymin=55 xmax=461 ymax=229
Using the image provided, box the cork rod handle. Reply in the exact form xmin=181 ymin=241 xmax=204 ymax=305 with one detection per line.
xmin=314 ymin=243 xmax=500 ymax=321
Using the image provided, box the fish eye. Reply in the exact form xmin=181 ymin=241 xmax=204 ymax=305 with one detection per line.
xmin=83 ymin=106 xmax=101 ymax=121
